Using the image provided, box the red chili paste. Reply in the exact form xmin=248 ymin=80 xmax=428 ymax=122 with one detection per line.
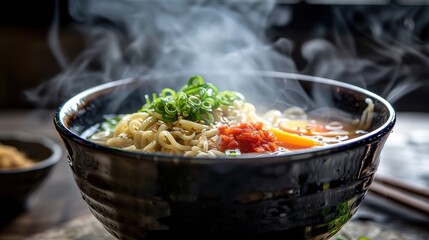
xmin=218 ymin=122 xmax=277 ymax=153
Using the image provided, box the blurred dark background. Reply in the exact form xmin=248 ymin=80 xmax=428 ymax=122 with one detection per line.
xmin=0 ymin=0 xmax=428 ymax=111
xmin=0 ymin=1 xmax=83 ymax=109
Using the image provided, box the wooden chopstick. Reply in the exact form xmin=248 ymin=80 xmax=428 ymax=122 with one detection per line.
xmin=375 ymin=175 xmax=429 ymax=199
xmin=369 ymin=175 xmax=429 ymax=217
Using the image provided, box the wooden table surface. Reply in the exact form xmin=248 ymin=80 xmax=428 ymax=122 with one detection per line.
xmin=0 ymin=109 xmax=428 ymax=239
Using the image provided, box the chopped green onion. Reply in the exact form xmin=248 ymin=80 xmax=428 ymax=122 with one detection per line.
xmin=225 ymin=149 xmax=241 ymax=157
xmin=165 ymin=101 xmax=177 ymax=115
xmin=202 ymin=101 xmax=212 ymax=110
xmin=188 ymin=75 xmax=204 ymax=86
xmin=100 ymin=115 xmax=123 ymax=131
xmin=161 ymin=88 xmax=176 ymax=98
xmin=138 ymin=76 xmax=245 ymax=125
xmin=188 ymin=95 xmax=202 ymax=106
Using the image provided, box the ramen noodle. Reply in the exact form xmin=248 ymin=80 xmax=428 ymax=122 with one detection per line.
xmin=0 ymin=144 xmax=35 ymax=169
xmin=88 ymin=76 xmax=374 ymax=158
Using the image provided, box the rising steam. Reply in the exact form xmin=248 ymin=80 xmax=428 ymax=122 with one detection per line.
xmin=301 ymin=5 xmax=429 ymax=103
xmin=25 ymin=1 xmax=429 ymax=108
xmin=26 ymin=0 xmax=296 ymax=108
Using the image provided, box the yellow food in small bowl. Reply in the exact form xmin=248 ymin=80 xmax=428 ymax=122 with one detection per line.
xmin=0 ymin=131 xmax=62 ymax=215
xmin=0 ymin=144 xmax=35 ymax=169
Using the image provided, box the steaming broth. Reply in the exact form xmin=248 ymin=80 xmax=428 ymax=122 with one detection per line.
xmin=87 ymin=76 xmax=373 ymax=157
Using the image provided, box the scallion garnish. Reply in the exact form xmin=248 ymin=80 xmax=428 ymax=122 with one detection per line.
xmin=100 ymin=115 xmax=124 ymax=131
xmin=225 ymin=149 xmax=241 ymax=157
xmin=138 ymin=76 xmax=244 ymax=124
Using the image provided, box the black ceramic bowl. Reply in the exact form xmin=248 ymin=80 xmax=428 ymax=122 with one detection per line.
xmin=54 ymin=71 xmax=395 ymax=240
xmin=0 ymin=132 xmax=62 ymax=214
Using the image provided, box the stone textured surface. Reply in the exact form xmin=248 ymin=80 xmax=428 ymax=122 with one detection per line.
xmin=25 ymin=214 xmax=407 ymax=240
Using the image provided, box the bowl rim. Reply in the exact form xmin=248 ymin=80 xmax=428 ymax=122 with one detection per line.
xmin=54 ymin=70 xmax=396 ymax=165
xmin=0 ymin=131 xmax=62 ymax=173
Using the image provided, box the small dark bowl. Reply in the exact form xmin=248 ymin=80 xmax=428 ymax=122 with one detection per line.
xmin=54 ymin=71 xmax=395 ymax=240
xmin=0 ymin=132 xmax=62 ymax=216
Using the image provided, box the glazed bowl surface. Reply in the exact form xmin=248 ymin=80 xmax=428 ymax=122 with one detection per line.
xmin=54 ymin=71 xmax=395 ymax=240
xmin=0 ymin=131 xmax=62 ymax=216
